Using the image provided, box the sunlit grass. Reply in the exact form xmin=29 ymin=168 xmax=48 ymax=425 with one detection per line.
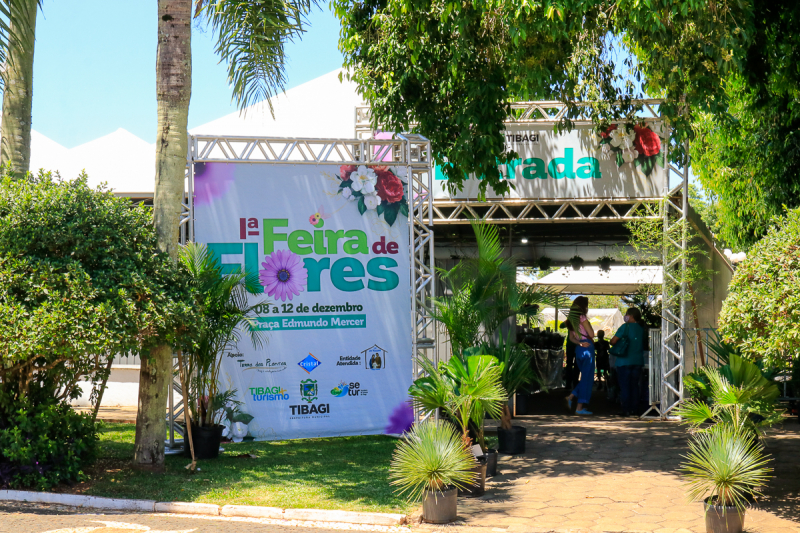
xmin=77 ymin=423 xmax=412 ymax=514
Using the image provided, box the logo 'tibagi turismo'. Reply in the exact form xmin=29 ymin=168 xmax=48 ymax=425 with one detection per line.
xmin=298 ymin=353 xmax=322 ymax=374
xmin=249 ymin=386 xmax=289 ymax=401
xmin=330 ymin=381 xmax=368 ymax=398
xmin=300 ymin=379 xmax=318 ymax=403
xmin=362 ymin=345 xmax=387 ymax=370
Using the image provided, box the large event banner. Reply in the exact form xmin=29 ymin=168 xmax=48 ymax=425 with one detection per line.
xmin=433 ymin=122 xmax=669 ymax=199
xmin=194 ymin=162 xmax=413 ymax=440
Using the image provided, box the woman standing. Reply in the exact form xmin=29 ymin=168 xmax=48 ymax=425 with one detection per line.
xmin=610 ymin=307 xmax=646 ymax=417
xmin=564 ymin=296 xmax=595 ymax=415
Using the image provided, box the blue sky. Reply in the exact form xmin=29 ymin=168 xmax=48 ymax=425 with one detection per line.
xmin=32 ymin=1 xmax=343 ymax=148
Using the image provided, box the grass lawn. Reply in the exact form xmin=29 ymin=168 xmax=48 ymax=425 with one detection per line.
xmin=62 ymin=423 xmax=414 ymax=514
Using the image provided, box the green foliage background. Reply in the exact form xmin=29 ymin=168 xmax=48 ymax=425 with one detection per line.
xmin=719 ymin=208 xmax=800 ymax=368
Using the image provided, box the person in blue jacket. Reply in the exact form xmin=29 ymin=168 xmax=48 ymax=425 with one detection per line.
xmin=610 ymin=307 xmax=646 ymax=417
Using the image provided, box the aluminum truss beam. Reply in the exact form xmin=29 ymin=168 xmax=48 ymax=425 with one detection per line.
xmin=431 ymin=198 xmax=661 ymax=225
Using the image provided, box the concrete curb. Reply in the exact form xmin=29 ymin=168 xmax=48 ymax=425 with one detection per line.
xmin=0 ymin=490 xmax=406 ymax=526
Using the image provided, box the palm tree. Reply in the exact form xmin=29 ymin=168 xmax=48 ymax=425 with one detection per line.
xmin=431 ymin=220 xmax=563 ymax=358
xmin=178 ymin=243 xmax=266 ymax=428
xmin=136 ymin=0 xmax=315 ymax=470
xmin=0 ymin=0 xmax=40 ymax=174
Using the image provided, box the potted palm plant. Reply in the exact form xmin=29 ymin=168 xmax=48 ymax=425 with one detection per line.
xmin=409 ymin=354 xmax=506 ymax=496
xmin=389 ymin=419 xmax=477 ymax=524
xmin=681 ymin=424 xmax=772 ymax=533
xmin=178 ymin=243 xmax=267 ymax=460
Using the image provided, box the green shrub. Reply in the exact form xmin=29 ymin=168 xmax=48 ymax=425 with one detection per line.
xmin=720 ymin=207 xmax=800 ymax=368
xmin=0 ymin=399 xmax=98 ymax=489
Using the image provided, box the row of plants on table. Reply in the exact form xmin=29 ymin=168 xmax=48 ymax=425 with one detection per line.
xmin=677 ymin=332 xmax=784 ymax=533
xmin=386 ymin=221 xmax=564 ymax=523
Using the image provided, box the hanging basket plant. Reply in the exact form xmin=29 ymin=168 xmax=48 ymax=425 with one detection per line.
xmin=596 ymin=256 xmax=615 ymax=272
xmin=569 ymin=255 xmax=584 ymax=271
xmin=537 ymin=256 xmax=552 ymax=271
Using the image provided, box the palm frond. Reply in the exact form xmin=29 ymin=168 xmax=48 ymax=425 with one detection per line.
xmin=389 ymin=419 xmax=478 ymax=501
xmin=198 ymin=0 xmax=316 ymax=113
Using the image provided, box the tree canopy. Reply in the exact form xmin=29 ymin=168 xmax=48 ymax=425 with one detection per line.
xmin=0 ymin=173 xmax=195 ymax=403
xmin=335 ymin=0 xmax=800 ymax=208
xmin=719 ymin=207 xmax=800 ymax=368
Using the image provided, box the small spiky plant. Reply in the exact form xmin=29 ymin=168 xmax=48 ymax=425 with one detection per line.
xmin=681 ymin=423 xmax=772 ymax=514
xmin=389 ymin=419 xmax=477 ymax=502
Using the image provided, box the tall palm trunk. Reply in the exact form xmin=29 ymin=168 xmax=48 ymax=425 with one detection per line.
xmin=134 ymin=0 xmax=192 ymax=471
xmin=0 ymin=0 xmax=37 ymax=174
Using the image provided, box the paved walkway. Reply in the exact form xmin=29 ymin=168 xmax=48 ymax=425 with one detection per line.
xmin=434 ymin=415 xmax=800 ymax=533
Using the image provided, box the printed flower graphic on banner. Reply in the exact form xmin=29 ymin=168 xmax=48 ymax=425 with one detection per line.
xmin=336 ymin=165 xmax=409 ymax=226
xmin=309 ymin=205 xmax=331 ymax=228
xmin=193 ymin=162 xmax=235 ymax=206
xmin=350 ymin=165 xmax=377 ymax=193
xmin=259 ymin=250 xmax=307 ymax=302
xmin=385 ymin=400 xmax=414 ymax=435
xmin=598 ymin=123 xmax=663 ymax=177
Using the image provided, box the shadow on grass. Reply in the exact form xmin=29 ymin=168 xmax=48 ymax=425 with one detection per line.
xmin=76 ymin=424 xmax=410 ymax=514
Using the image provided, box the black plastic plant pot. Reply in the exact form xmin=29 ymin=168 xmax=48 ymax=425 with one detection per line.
xmin=183 ymin=423 xmax=224 ymax=460
xmin=497 ymin=425 xmax=526 ymax=455
xmin=422 ymin=487 xmax=458 ymax=524
xmin=704 ymin=498 xmax=746 ymax=533
xmin=458 ymin=461 xmax=487 ymax=497
xmin=485 ymin=449 xmax=498 ymax=477
xmin=515 ymin=393 xmax=529 ymax=415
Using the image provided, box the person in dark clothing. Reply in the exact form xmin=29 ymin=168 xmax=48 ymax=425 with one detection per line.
xmin=595 ymin=330 xmax=610 ymax=388
xmin=610 ymin=308 xmax=646 ymax=417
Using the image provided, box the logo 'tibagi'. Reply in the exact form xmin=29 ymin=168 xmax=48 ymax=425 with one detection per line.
xmin=298 ymin=353 xmax=322 ymax=374
xmin=300 ymin=379 xmax=318 ymax=403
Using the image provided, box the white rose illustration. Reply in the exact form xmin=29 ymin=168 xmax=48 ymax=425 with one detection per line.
xmin=363 ymin=193 xmax=381 ymax=210
xmin=350 ymin=165 xmax=378 ymax=193
xmin=342 ymin=187 xmax=352 ymax=199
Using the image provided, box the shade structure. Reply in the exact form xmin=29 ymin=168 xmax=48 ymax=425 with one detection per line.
xmin=532 ymin=266 xmax=662 ymax=294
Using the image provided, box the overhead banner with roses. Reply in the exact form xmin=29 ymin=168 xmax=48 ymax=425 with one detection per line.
xmin=194 ymin=162 xmax=414 ymax=441
xmin=433 ymin=122 xmax=668 ymax=199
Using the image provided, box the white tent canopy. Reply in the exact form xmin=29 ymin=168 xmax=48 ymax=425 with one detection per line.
xmin=29 ymin=69 xmax=361 ymax=195
xmin=531 ymin=266 xmax=662 ymax=294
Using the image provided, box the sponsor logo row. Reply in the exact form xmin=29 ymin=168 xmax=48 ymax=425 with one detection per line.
xmin=249 ymin=380 xmax=368 ymax=420
xmin=232 ymin=345 xmax=388 ymax=373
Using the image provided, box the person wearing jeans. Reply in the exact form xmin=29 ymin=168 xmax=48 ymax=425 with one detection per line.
xmin=564 ymin=297 xmax=595 ymax=415
xmin=610 ymin=307 xmax=646 ymax=416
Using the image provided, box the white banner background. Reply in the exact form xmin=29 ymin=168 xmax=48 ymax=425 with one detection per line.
xmin=194 ymin=162 xmax=413 ymax=440
xmin=434 ymin=123 xmax=669 ymax=199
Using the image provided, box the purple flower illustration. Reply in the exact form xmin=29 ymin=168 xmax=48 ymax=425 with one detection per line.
xmin=194 ymin=162 xmax=235 ymax=206
xmin=385 ymin=400 xmax=414 ymax=435
xmin=259 ymin=250 xmax=307 ymax=302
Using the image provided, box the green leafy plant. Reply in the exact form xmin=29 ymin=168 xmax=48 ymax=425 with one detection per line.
xmin=431 ymin=220 xmax=562 ymax=357
xmin=569 ymin=256 xmax=584 ymax=271
xmin=0 ymin=398 xmax=98 ymax=489
xmin=179 ymin=243 xmax=267 ymax=427
xmin=409 ymin=355 xmax=506 ymax=451
xmin=389 ymin=419 xmax=478 ymax=502
xmin=676 ymin=365 xmax=783 ymax=438
xmin=596 ymin=256 xmax=614 ymax=272
xmin=537 ymin=256 xmax=552 ymax=271
xmin=719 ymin=207 xmax=800 ymax=369
xmin=465 ymin=331 xmax=536 ymax=430
xmin=681 ymin=424 xmax=772 ymax=513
